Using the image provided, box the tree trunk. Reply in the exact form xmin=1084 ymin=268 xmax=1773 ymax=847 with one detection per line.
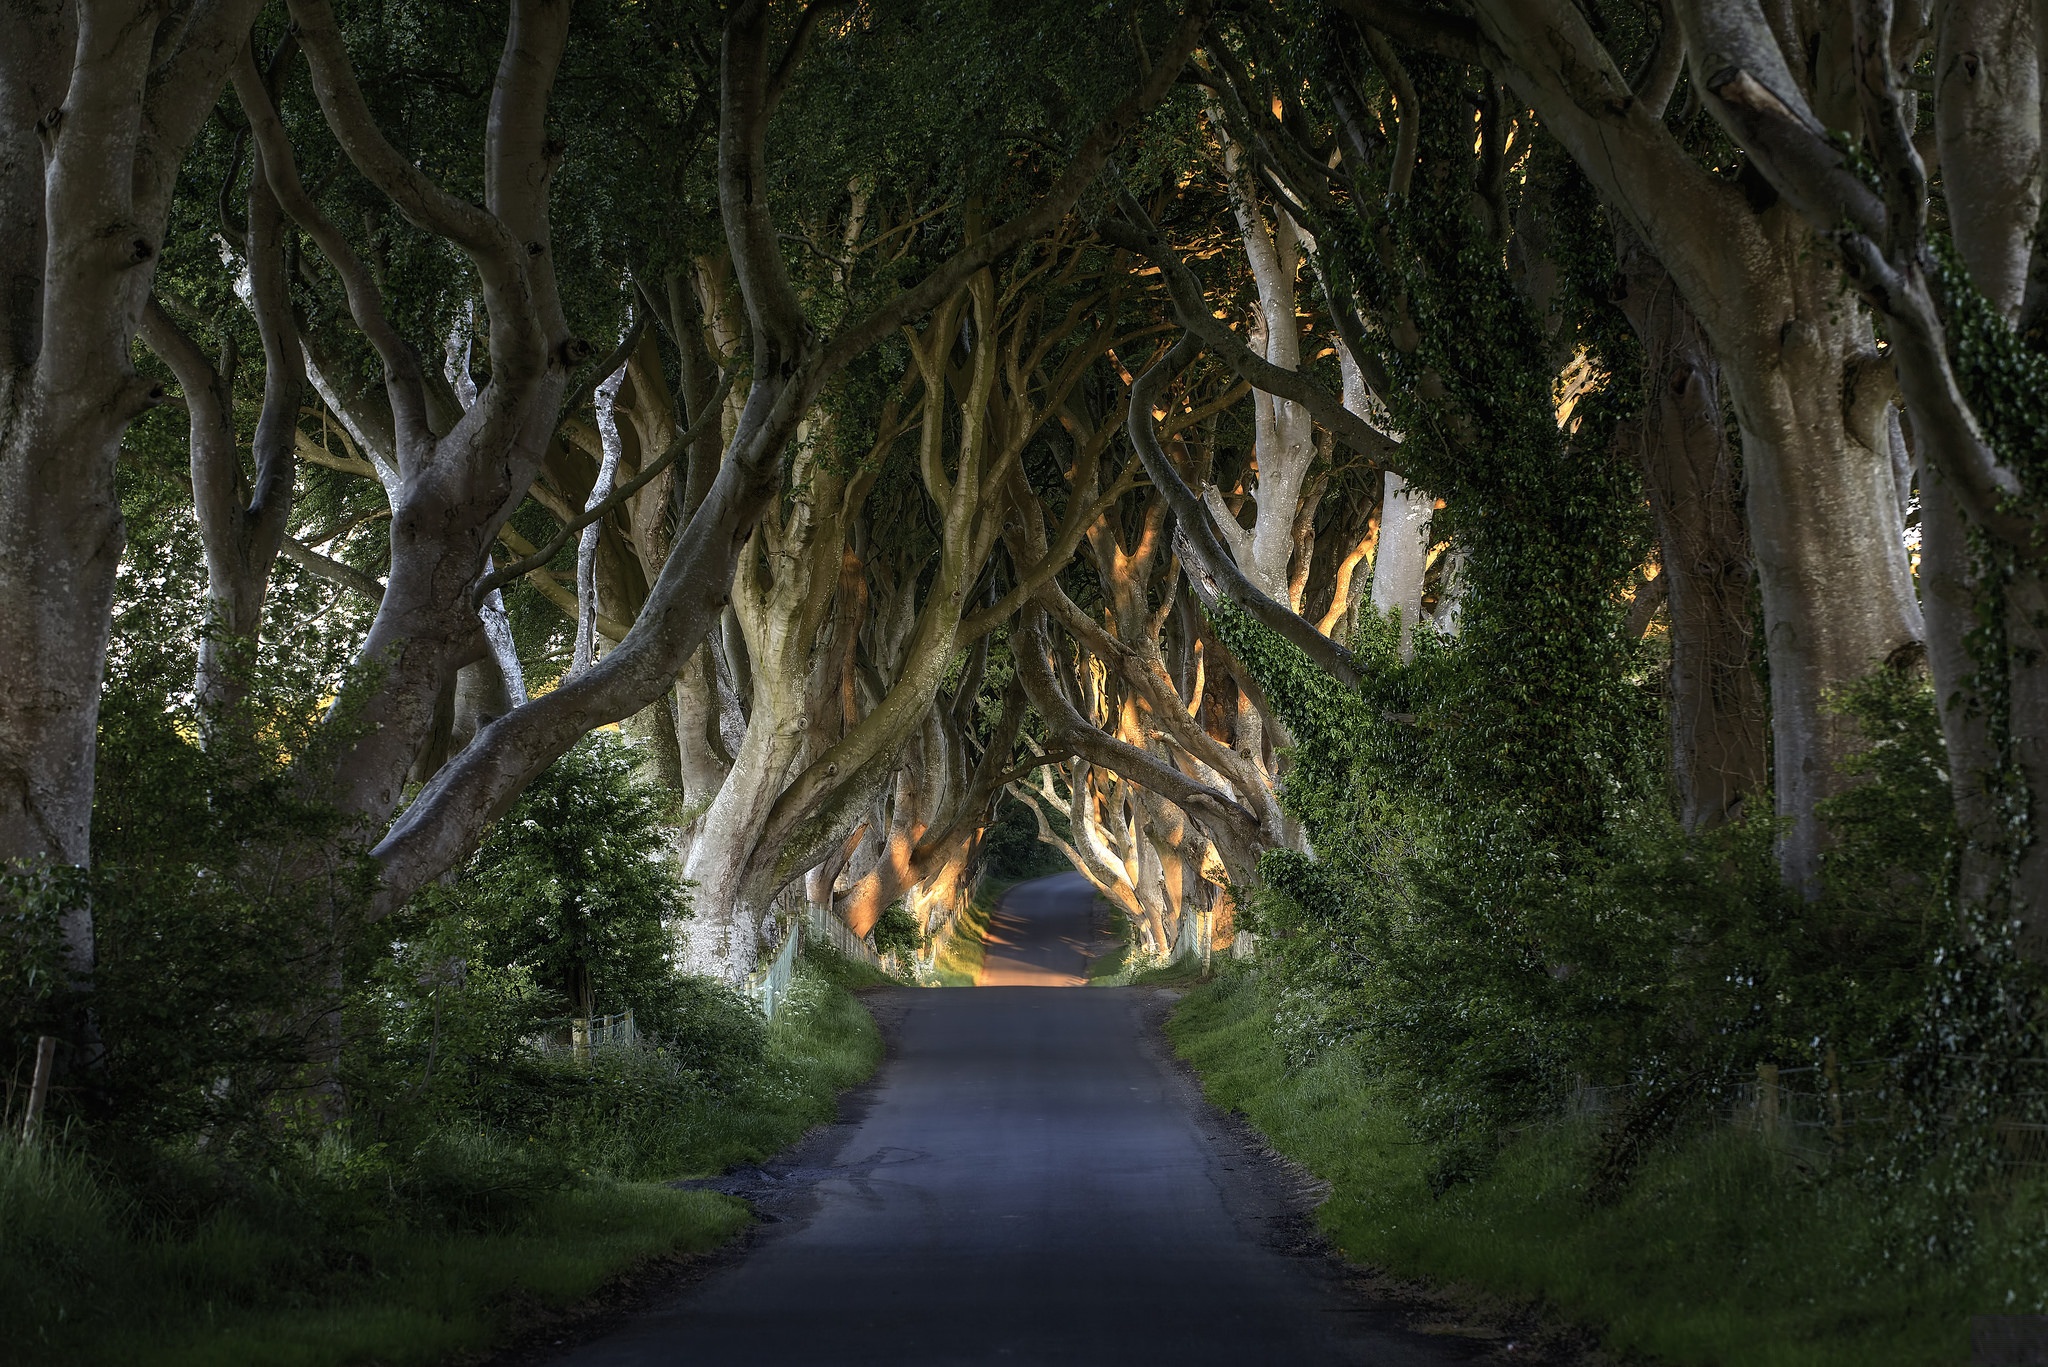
xmin=1 ymin=0 xmax=263 ymax=993
xmin=0 ymin=412 xmax=125 ymax=968
xmin=1369 ymin=472 xmax=1433 ymax=656
xmin=1718 ymin=240 xmax=1921 ymax=888
xmin=674 ymin=644 xmax=733 ymax=805
xmin=1616 ymin=240 xmax=1769 ymax=830
xmin=678 ymin=550 xmax=814 ymax=979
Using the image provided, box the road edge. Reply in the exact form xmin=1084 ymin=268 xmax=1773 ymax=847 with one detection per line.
xmin=1133 ymin=987 xmax=1639 ymax=1367
xmin=475 ymin=986 xmax=909 ymax=1367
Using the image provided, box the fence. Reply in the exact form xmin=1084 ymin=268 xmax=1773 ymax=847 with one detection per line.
xmin=752 ymin=860 xmax=991 ymax=986
xmin=587 ymin=1011 xmax=637 ymax=1047
xmin=805 ymin=900 xmax=883 ymax=967
xmin=780 ymin=880 xmax=884 ymax=967
xmin=1563 ymin=1056 xmax=2048 ymax=1179
xmin=529 ymin=1010 xmax=638 ymax=1060
xmin=1172 ymin=896 xmax=1218 ymax=969
xmin=746 ymin=912 xmax=802 ymax=1019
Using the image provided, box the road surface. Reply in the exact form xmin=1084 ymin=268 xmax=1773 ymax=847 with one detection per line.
xmin=546 ymin=874 xmax=1476 ymax=1366
xmin=975 ymin=870 xmax=1104 ymax=985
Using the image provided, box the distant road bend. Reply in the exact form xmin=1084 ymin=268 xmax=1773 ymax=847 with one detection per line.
xmin=549 ymin=873 xmax=1476 ymax=1366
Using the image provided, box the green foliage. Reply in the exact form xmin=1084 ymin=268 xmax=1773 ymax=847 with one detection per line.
xmin=2 ymin=951 xmax=881 ymax=1365
xmin=871 ymin=902 xmax=923 ymax=958
xmin=1214 ymin=592 xmax=1961 ymax=1187
xmin=0 ymin=864 xmax=78 ymax=1060
xmin=4 ymin=494 xmax=378 ymax=1147
xmin=1909 ymin=249 xmax=2048 ymax=1251
xmin=980 ymin=791 xmax=1072 ymax=880
xmin=1169 ymin=966 xmax=2036 ymax=1367
xmin=406 ymin=733 xmax=694 ymax=1028
xmin=1936 ymin=242 xmax=2048 ymax=496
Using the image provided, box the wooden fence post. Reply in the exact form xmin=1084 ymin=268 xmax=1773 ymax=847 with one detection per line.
xmin=571 ymin=1017 xmax=590 ymax=1066
xmin=21 ymin=1036 xmax=57 ymax=1143
xmin=1757 ymin=1062 xmax=1780 ymax=1139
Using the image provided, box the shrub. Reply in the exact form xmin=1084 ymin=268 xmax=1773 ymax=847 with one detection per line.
xmin=871 ymin=902 xmax=922 ymax=958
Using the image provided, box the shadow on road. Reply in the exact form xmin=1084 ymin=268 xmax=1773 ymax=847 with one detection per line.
xmin=975 ymin=871 xmax=1109 ymax=986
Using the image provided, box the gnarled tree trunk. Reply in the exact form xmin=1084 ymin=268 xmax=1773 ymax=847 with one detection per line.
xmin=1615 ymin=237 xmax=1768 ymax=830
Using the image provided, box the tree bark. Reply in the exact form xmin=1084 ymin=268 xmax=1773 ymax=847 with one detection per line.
xmin=0 ymin=0 xmax=266 ymax=994
xmin=1615 ymin=237 xmax=1769 ymax=830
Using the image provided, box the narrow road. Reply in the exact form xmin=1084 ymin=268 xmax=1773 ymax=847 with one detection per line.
xmin=549 ymin=875 xmax=1476 ymax=1366
xmin=975 ymin=870 xmax=1104 ymax=985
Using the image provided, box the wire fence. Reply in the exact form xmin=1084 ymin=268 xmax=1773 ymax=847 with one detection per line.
xmin=1562 ymin=1057 xmax=2048 ymax=1178
xmin=746 ymin=912 xmax=802 ymax=1020
xmin=527 ymin=1010 xmax=639 ymax=1060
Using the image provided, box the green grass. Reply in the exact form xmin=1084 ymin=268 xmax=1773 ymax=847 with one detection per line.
xmin=86 ymin=1183 xmax=749 ymax=1367
xmin=1167 ymin=966 xmax=2042 ymax=1367
xmin=1083 ymin=905 xmax=1132 ymax=983
xmin=1125 ymin=957 xmax=1213 ymax=987
xmin=1086 ymin=908 xmax=1213 ymax=987
xmin=4 ymin=950 xmax=885 ymax=1367
xmin=929 ymin=879 xmax=1010 ymax=986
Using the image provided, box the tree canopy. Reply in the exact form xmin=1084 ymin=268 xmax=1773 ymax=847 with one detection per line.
xmin=5 ymin=0 xmax=2048 ymax=1304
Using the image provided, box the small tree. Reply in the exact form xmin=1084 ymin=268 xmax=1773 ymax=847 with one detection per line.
xmin=450 ymin=734 xmax=688 ymax=1032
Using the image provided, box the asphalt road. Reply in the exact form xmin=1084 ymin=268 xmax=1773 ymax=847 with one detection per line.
xmin=547 ymin=875 xmax=1477 ymax=1367
xmin=975 ymin=870 xmax=1103 ymax=985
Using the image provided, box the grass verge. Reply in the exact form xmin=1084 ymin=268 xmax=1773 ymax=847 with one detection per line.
xmin=1086 ymin=908 xmax=1213 ymax=987
xmin=928 ymin=879 xmax=1010 ymax=986
xmin=1167 ymin=965 xmax=2036 ymax=1367
xmin=5 ymin=949 xmax=884 ymax=1367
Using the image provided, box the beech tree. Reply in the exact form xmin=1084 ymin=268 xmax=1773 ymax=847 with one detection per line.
xmin=1664 ymin=1 xmax=2048 ymax=951
xmin=2 ymin=0 xmax=1212 ymax=1008
xmin=1391 ymin=0 xmax=1923 ymax=888
xmin=1 ymin=0 xmax=271 ymax=989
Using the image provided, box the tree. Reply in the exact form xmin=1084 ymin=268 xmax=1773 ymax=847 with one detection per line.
xmin=1 ymin=0 xmax=269 ymax=1001
xmin=449 ymin=733 xmax=687 ymax=1030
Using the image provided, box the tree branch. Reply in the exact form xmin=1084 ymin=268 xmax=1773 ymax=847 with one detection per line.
xmin=474 ymin=362 xmax=735 ymax=604
xmin=1097 ymin=206 xmax=1403 ymax=468
xmin=818 ymin=1 xmax=1213 ymax=371
xmin=1126 ymin=334 xmax=1364 ymax=685
xmin=281 ymin=535 xmax=386 ymax=603
xmin=1013 ymin=605 xmax=1263 ymax=855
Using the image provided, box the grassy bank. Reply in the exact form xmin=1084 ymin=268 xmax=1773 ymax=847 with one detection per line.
xmin=1086 ymin=908 xmax=1213 ymax=987
xmin=1167 ymin=966 xmax=2038 ymax=1367
xmin=4 ymin=949 xmax=885 ymax=1367
xmin=929 ymin=879 xmax=1009 ymax=986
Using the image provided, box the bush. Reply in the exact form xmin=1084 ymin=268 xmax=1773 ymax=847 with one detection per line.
xmin=871 ymin=902 xmax=922 ymax=958
xmin=0 ymin=950 xmax=883 ymax=1363
xmin=1226 ymin=581 xmax=1974 ymax=1195
xmin=421 ymin=732 xmax=693 ymax=1031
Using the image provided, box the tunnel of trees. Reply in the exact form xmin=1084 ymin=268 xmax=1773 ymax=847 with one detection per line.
xmin=5 ymin=0 xmax=2048 ymax=1356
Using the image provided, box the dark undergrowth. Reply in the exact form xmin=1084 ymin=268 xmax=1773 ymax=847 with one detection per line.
xmin=1169 ymin=965 xmax=2045 ymax=1367
xmin=1 ymin=947 xmax=884 ymax=1367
